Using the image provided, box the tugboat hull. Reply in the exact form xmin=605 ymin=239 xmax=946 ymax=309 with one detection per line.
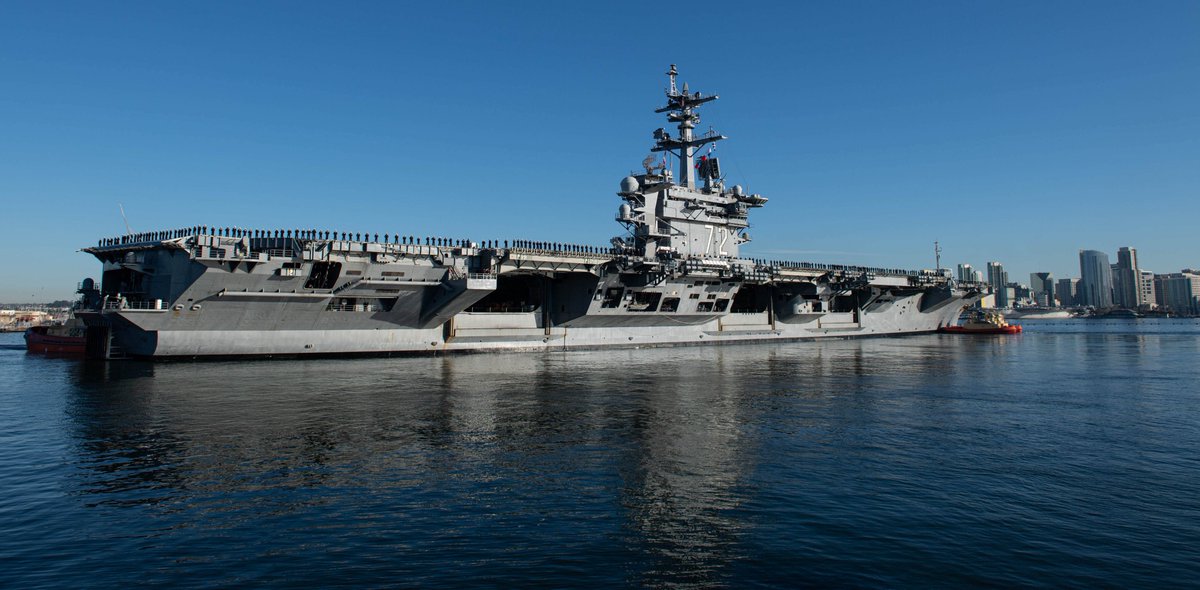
xmin=24 ymin=326 xmax=87 ymax=355
xmin=938 ymin=325 xmax=1022 ymax=335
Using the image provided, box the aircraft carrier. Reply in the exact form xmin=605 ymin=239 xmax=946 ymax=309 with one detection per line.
xmin=76 ymin=66 xmax=985 ymax=359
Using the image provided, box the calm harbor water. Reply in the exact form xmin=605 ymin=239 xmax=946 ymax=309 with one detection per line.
xmin=2 ymin=320 xmax=1199 ymax=588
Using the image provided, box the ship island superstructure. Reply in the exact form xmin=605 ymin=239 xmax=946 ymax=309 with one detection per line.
xmin=76 ymin=66 xmax=984 ymax=359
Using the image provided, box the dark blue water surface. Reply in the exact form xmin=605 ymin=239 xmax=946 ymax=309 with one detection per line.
xmin=2 ymin=320 xmax=1199 ymax=588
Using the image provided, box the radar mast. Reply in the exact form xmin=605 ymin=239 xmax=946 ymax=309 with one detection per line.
xmin=651 ymin=64 xmax=726 ymax=188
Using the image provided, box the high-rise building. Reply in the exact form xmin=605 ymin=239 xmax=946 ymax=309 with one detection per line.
xmin=987 ymin=262 xmax=1009 ymax=308
xmin=956 ymin=263 xmax=975 ymax=283
xmin=973 ymin=270 xmax=984 ymax=283
xmin=1113 ymin=247 xmax=1140 ymax=308
xmin=1111 ymin=263 xmax=1125 ymax=306
xmin=1055 ymin=278 xmax=1078 ymax=307
xmin=1030 ymin=272 xmax=1054 ymax=306
xmin=1139 ymin=270 xmax=1156 ymax=310
xmin=1155 ymin=270 xmax=1200 ymax=315
xmin=1079 ymin=250 xmax=1113 ymax=308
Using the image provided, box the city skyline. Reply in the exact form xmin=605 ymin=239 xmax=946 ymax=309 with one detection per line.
xmin=1 ymin=2 xmax=1197 ymax=301
xmin=950 ymin=241 xmax=1200 ymax=314
xmin=954 ymin=245 xmax=1194 ymax=287
xmin=953 ymin=243 xmax=1191 ymax=299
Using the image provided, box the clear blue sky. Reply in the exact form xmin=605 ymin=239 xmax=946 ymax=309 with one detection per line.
xmin=1 ymin=1 xmax=1197 ymax=301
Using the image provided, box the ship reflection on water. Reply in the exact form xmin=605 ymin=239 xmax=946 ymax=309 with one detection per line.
xmin=43 ymin=326 xmax=1200 ymax=587
xmin=58 ymin=339 xmax=970 ymax=586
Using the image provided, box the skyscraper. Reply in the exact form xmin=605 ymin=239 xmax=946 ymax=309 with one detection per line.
xmin=1113 ymin=246 xmax=1140 ymax=308
xmin=1111 ymin=263 xmax=1125 ymax=306
xmin=1056 ymin=278 xmax=1079 ymax=307
xmin=1029 ymin=272 xmax=1055 ymax=307
xmin=987 ymin=262 xmax=1009 ymax=308
xmin=956 ymin=263 xmax=974 ymax=283
xmin=1079 ymin=250 xmax=1113 ymax=308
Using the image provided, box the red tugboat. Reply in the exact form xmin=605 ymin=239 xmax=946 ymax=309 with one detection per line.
xmin=24 ymin=318 xmax=87 ymax=354
xmin=938 ymin=310 xmax=1022 ymax=335
xmin=23 ymin=278 xmax=101 ymax=355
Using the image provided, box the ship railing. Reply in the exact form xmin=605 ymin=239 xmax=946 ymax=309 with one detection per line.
xmin=103 ymin=299 xmax=168 ymax=311
xmin=326 ymin=303 xmax=384 ymax=312
xmin=507 ymin=245 xmax=616 ymax=257
xmin=466 ymin=272 xmax=497 ymax=280
xmin=956 ymin=280 xmax=989 ymax=291
xmin=192 ymin=247 xmax=228 ymax=259
xmin=771 ymin=260 xmax=913 ymax=278
xmin=265 ymin=249 xmax=295 ymax=259
xmin=464 ymin=305 xmax=539 ymax=313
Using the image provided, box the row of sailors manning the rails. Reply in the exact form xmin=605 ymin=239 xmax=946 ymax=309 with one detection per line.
xmin=95 ymin=227 xmax=921 ymax=277
xmin=99 ymin=227 xmax=615 ymax=254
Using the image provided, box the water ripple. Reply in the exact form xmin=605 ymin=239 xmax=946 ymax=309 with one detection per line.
xmin=1 ymin=321 xmax=1199 ymax=587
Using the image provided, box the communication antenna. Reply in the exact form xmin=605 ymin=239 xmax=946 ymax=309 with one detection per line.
xmin=118 ymin=203 xmax=134 ymax=236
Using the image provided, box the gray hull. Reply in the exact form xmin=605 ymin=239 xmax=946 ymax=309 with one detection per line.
xmin=84 ymin=289 xmax=974 ymax=358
